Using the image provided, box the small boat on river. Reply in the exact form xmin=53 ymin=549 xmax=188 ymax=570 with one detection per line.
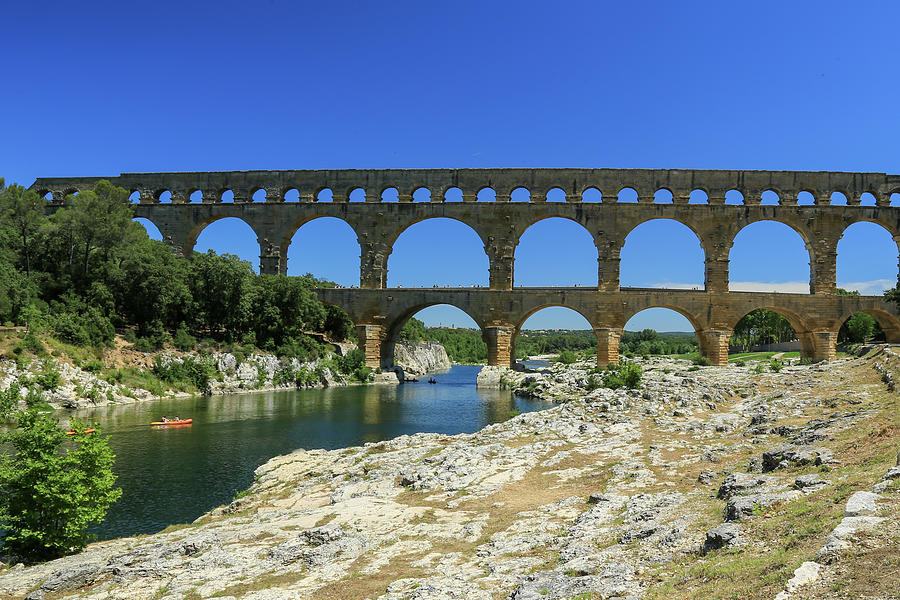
xmin=151 ymin=419 xmax=193 ymax=426
xmin=427 ymin=378 xmax=437 ymax=384
xmin=65 ymin=428 xmax=95 ymax=436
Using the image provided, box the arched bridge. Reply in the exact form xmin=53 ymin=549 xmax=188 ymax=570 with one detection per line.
xmin=31 ymin=168 xmax=900 ymax=367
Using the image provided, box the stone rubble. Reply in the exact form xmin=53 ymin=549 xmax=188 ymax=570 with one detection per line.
xmin=0 ymin=353 xmax=896 ymax=599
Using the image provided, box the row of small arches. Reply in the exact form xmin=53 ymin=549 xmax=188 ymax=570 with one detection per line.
xmin=40 ymin=186 xmax=900 ymax=206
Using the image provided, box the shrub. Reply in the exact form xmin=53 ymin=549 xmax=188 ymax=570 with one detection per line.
xmin=0 ymin=411 xmax=121 ymax=561
xmin=21 ymin=331 xmax=45 ymax=355
xmin=734 ymin=360 xmax=746 ymax=367
xmin=337 ymin=349 xmax=366 ymax=374
xmin=769 ymin=357 xmax=783 ymax=372
xmin=33 ymin=363 xmax=61 ymax=391
xmin=0 ymin=382 xmax=21 ymax=417
xmin=557 ymin=349 xmax=578 ymax=365
xmin=753 ymin=362 xmax=766 ymax=374
xmin=692 ymin=356 xmax=711 ymax=367
xmin=172 ymin=326 xmax=196 ymax=351
xmin=152 ymin=356 xmax=215 ymax=393
xmin=604 ymin=360 xmax=643 ymax=389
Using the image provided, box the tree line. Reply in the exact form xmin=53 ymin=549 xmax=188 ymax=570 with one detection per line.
xmin=0 ymin=179 xmax=353 ymax=358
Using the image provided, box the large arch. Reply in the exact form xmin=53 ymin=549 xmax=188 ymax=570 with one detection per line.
xmin=729 ymin=221 xmax=812 ymax=293
xmin=620 ymin=219 xmax=705 ymax=289
xmin=192 ymin=217 xmax=261 ymax=273
xmin=133 ymin=217 xmax=162 ymax=241
xmin=837 ymin=222 xmax=900 ymax=295
xmin=514 ymin=305 xmax=595 ymax=363
xmin=514 ymin=217 xmax=597 ymax=287
xmin=623 ymin=306 xmax=699 ymax=334
xmin=285 ymin=217 xmax=360 ymax=285
xmin=620 ymin=308 xmax=699 ymax=358
xmin=383 ymin=303 xmax=485 ymax=368
xmin=388 ymin=218 xmax=489 ymax=287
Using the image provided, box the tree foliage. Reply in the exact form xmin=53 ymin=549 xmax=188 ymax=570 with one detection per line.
xmin=0 ymin=411 xmax=121 ymax=561
xmin=732 ymin=309 xmax=795 ymax=350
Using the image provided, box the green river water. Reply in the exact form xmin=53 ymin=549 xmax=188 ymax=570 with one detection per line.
xmin=59 ymin=365 xmax=551 ymax=540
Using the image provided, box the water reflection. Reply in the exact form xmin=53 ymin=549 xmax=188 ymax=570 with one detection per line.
xmin=62 ymin=366 xmax=550 ymax=540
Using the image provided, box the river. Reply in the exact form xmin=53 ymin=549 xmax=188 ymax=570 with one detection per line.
xmin=65 ymin=365 xmax=551 ymax=541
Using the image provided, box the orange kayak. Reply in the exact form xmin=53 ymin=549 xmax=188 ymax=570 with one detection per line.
xmin=150 ymin=419 xmax=193 ymax=426
xmin=65 ymin=428 xmax=95 ymax=436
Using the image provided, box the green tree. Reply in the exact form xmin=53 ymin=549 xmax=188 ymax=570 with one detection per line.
xmin=190 ymin=251 xmax=255 ymax=339
xmin=0 ymin=411 xmax=121 ymax=561
xmin=0 ymin=183 xmax=46 ymax=276
xmin=398 ymin=317 xmax=427 ymax=341
xmin=839 ymin=312 xmax=878 ymax=343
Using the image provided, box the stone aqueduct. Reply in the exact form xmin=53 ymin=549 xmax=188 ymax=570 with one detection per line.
xmin=31 ymin=168 xmax=900 ymax=368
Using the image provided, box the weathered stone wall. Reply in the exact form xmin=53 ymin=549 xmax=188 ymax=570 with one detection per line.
xmin=393 ymin=341 xmax=451 ymax=376
xmin=30 ymin=168 xmax=900 ymax=368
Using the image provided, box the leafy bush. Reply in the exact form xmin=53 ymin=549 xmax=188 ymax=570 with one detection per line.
xmin=33 ymin=363 xmax=61 ymax=391
xmin=734 ymin=360 xmax=746 ymax=367
xmin=337 ymin=349 xmax=366 ymax=374
xmin=152 ymin=356 xmax=215 ymax=393
xmin=604 ymin=360 xmax=643 ymax=389
xmin=753 ymin=362 xmax=766 ymax=374
xmin=557 ymin=349 xmax=578 ymax=364
xmin=0 ymin=382 xmax=21 ymax=417
xmin=0 ymin=411 xmax=121 ymax=561
xmin=692 ymin=356 xmax=711 ymax=367
xmin=769 ymin=357 xmax=783 ymax=372
xmin=172 ymin=325 xmax=196 ymax=351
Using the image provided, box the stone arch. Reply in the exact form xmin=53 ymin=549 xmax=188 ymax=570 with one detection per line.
xmin=725 ymin=189 xmax=744 ymax=205
xmin=507 ymin=187 xmax=529 ymax=202
xmin=619 ymin=217 xmax=709 ymax=289
xmin=412 ymin=186 xmax=432 ymax=202
xmin=622 ymin=303 xmax=704 ymax=333
xmin=388 ymin=217 xmax=489 ymax=287
xmin=546 ymin=187 xmax=567 ymax=202
xmin=689 ymin=189 xmax=709 ymax=204
xmin=653 ymin=188 xmax=674 ymax=203
xmin=316 ymin=187 xmax=334 ymax=202
xmin=581 ymin=186 xmax=603 ymax=202
xmin=191 ymin=216 xmax=261 ymax=272
xmin=617 ymin=187 xmax=639 ymax=203
xmin=837 ymin=221 xmax=900 ymax=293
xmin=835 ymin=307 xmax=900 ymax=343
xmin=515 ymin=303 xmax=597 ymax=332
xmin=283 ymin=216 xmax=360 ymax=283
xmin=760 ymin=189 xmax=781 ymax=205
xmin=133 ymin=217 xmax=162 ymax=241
xmin=515 ymin=216 xmax=597 ymax=287
xmin=729 ymin=219 xmax=814 ymax=292
xmin=155 ymin=189 xmax=172 ymax=203
xmin=381 ymin=302 xmax=485 ymax=368
xmin=251 ymin=188 xmax=267 ymax=202
xmin=381 ymin=187 xmax=400 ymax=203
xmin=477 ymin=186 xmax=496 ymax=202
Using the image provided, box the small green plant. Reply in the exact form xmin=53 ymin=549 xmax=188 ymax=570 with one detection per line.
xmin=556 ymin=349 xmax=578 ymax=364
xmin=769 ymin=357 xmax=783 ymax=372
xmin=692 ymin=356 xmax=711 ymax=367
xmin=508 ymin=409 xmax=521 ymax=418
xmin=33 ymin=362 xmax=62 ymax=391
xmin=172 ymin=325 xmax=197 ymax=351
xmin=753 ymin=362 xmax=766 ymax=374
xmin=604 ymin=360 xmax=643 ymax=389
xmin=734 ymin=360 xmax=746 ymax=367
xmin=688 ymin=365 xmax=700 ymax=372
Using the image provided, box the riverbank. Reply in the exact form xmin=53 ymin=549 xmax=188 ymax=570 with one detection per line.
xmin=0 ymin=341 xmax=452 ymax=412
xmin=2 ymin=350 xmax=898 ymax=599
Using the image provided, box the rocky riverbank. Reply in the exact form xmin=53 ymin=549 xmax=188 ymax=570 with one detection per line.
xmin=2 ymin=350 xmax=899 ymax=599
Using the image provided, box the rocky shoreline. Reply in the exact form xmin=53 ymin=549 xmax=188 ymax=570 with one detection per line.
xmin=2 ymin=350 xmax=898 ymax=599
xmin=0 ymin=341 xmax=450 ymax=412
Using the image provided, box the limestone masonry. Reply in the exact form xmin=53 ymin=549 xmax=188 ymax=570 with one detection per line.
xmin=31 ymin=168 xmax=900 ymax=367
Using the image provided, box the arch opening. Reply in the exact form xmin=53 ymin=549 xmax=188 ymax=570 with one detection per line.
xmin=444 ymin=187 xmax=463 ymax=202
xmin=190 ymin=190 xmax=203 ymax=203
xmin=516 ymin=306 xmax=594 ymax=362
xmin=891 ymin=193 xmax=900 ymax=207
xmin=515 ymin=218 xmax=597 ymax=287
xmin=511 ymin=187 xmax=530 ymax=202
xmin=654 ymin=189 xmax=673 ymax=204
xmin=761 ymin=190 xmax=780 ymax=206
xmin=388 ymin=218 xmax=488 ymax=287
xmin=193 ymin=217 xmax=260 ymax=273
xmin=133 ymin=218 xmax=162 ymax=241
xmin=797 ymin=191 xmax=816 ymax=206
xmin=221 ymin=190 xmax=234 ymax=203
xmin=546 ymin=188 xmax=566 ymax=202
xmin=284 ymin=188 xmax=300 ymax=202
xmin=252 ymin=189 xmax=267 ymax=203
xmin=286 ymin=217 xmax=360 ymax=285
xmin=582 ymin=187 xmax=602 ymax=203
xmin=477 ymin=187 xmax=496 ymax=202
xmin=831 ymin=191 xmax=848 ymax=206
xmin=413 ymin=187 xmax=431 ymax=202
xmin=620 ymin=219 xmax=704 ymax=289
xmin=730 ymin=221 xmax=810 ymax=293
xmin=382 ymin=188 xmax=399 ymax=203
xmin=860 ymin=192 xmax=877 ymax=206
xmin=389 ymin=304 xmax=485 ymax=365
xmin=129 ymin=191 xmax=141 ymax=204
xmin=689 ymin=189 xmax=708 ymax=204
xmin=158 ymin=190 xmax=172 ymax=204
xmin=617 ymin=187 xmax=638 ymax=203
xmin=621 ymin=308 xmax=699 ymax=358
xmin=725 ymin=190 xmax=744 ymax=205
xmin=837 ymin=222 xmax=898 ymax=296
xmin=731 ymin=308 xmax=799 ymax=353
xmin=349 ymin=188 xmax=366 ymax=202
xmin=317 ymin=188 xmax=333 ymax=202
xmin=838 ymin=311 xmax=885 ymax=345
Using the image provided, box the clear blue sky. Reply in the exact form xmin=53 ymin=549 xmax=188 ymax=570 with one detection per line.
xmin=5 ymin=1 xmax=900 ymax=331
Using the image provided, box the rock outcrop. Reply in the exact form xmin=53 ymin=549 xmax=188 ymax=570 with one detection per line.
xmin=393 ymin=341 xmax=451 ymax=376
